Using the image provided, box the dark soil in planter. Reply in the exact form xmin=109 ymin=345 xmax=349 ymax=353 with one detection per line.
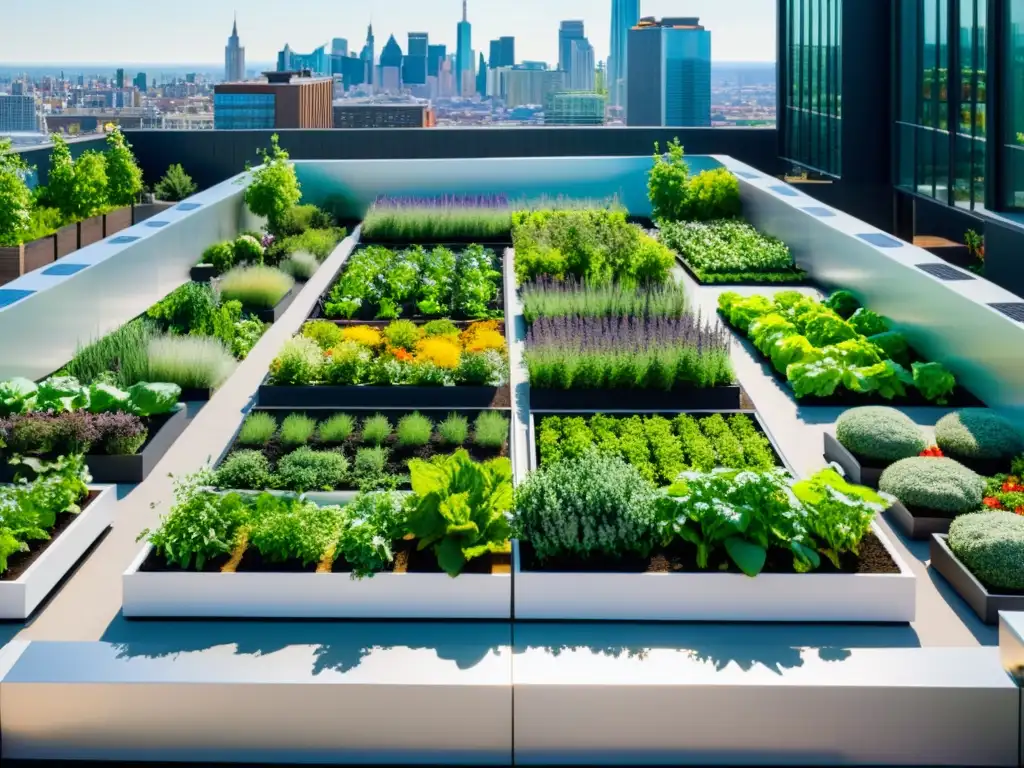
xmin=0 ymin=491 xmax=101 ymax=582
xmin=941 ymin=453 xmax=1014 ymax=478
xmin=519 ymin=532 xmax=900 ymax=575
xmin=220 ymin=422 xmax=509 ymax=492
xmin=139 ymin=539 xmax=508 ymax=576
xmin=308 ymin=249 xmax=506 ymax=322
xmin=179 ymin=387 xmax=214 ymax=402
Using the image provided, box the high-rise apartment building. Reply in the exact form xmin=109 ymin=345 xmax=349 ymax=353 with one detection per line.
xmin=332 ymin=38 xmax=348 ymax=57
xmin=477 ymin=53 xmax=488 ymax=98
xmin=489 ymin=40 xmax=502 ymax=68
xmin=608 ymin=0 xmax=640 ymax=110
xmin=427 ymin=44 xmax=447 ymax=78
xmin=214 ymin=71 xmax=333 ymax=129
xmin=278 ymin=44 xmax=329 ymax=76
xmin=456 ymin=0 xmax=473 ymax=95
xmin=404 ymin=33 xmax=429 ymax=86
xmin=558 ymin=21 xmax=585 ymax=73
xmin=626 ymin=17 xmax=712 ymax=128
xmin=0 ymin=95 xmax=37 ymax=133
xmin=225 ymin=16 xmax=246 ymax=82
xmin=133 ymin=72 xmax=148 ymax=91
xmin=569 ymin=38 xmax=596 ymax=91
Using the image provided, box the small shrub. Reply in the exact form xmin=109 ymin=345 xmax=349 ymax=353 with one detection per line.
xmin=473 ymin=411 xmax=509 ymax=449
xmin=147 ymin=281 xmax=218 ymax=335
xmin=397 ymin=412 xmax=433 ymax=447
xmin=318 ymin=413 xmax=355 ymax=443
xmin=280 ymin=250 xmax=320 ymax=280
xmin=147 ymin=335 xmax=236 ymax=389
xmin=949 ymin=512 xmax=1024 ymax=590
xmin=438 ymin=413 xmax=469 ymax=446
xmin=215 ymin=450 xmax=272 ymax=490
xmin=835 ymin=406 xmax=927 ymax=462
xmin=94 ymin=411 xmax=148 ymax=455
xmin=361 ymin=413 xmax=392 ymax=445
xmin=280 ymin=413 xmax=317 ymax=447
xmin=218 ymin=265 xmax=294 ymax=310
xmin=354 ymin=445 xmax=389 ymax=477
xmin=238 ymin=412 xmax=277 ymax=446
xmin=276 ymin=447 xmax=348 ymax=492
xmin=384 ymin=319 xmax=421 ymax=352
xmin=233 ymin=234 xmax=264 ymax=266
xmin=423 ymin=319 xmax=460 ymax=337
xmin=202 ymin=242 xmax=235 ymax=273
xmin=514 ymin=450 xmax=657 ymax=561
xmin=879 ymin=456 xmax=985 ymax=513
xmin=301 ymin=320 xmax=345 ymax=350
xmin=154 ymin=164 xmax=198 ymax=202
xmin=276 ymin=204 xmax=322 ymax=236
xmin=684 ymin=167 xmax=742 ymax=221
xmin=935 ymin=409 xmax=1024 ymax=462
xmin=269 ymin=336 xmax=323 ymax=385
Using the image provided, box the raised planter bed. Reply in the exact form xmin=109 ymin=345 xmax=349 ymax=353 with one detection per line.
xmin=0 ymin=406 xmax=188 ymax=486
xmin=189 ymin=263 xmax=217 ymax=283
xmin=0 ymin=485 xmax=115 ymax=619
xmin=359 ymin=235 xmax=512 ymax=248
xmin=674 ymin=254 xmax=807 ymax=287
xmin=178 ymin=387 xmax=215 ymax=402
xmin=512 ymin=522 xmax=916 ymax=622
xmin=251 ymin=284 xmax=300 ymax=324
xmin=930 ymin=533 xmax=1024 ymax=624
xmin=529 ymin=385 xmax=742 ymax=412
xmin=886 ymin=499 xmax=955 ymax=540
xmin=122 ymin=542 xmax=511 ymax=619
xmin=823 ymin=432 xmax=885 ymax=488
xmin=257 ymin=377 xmax=509 ymax=409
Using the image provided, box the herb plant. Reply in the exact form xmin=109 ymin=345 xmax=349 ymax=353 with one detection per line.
xmin=318 ymin=413 xmax=356 ymax=443
xmin=279 ymin=414 xmax=317 ymax=447
xmin=438 ymin=413 xmax=469 ymax=445
xmin=397 ymin=412 xmax=434 ymax=447
xmin=473 ymin=411 xmax=509 ymax=449
xmin=361 ymin=414 xmax=392 ymax=445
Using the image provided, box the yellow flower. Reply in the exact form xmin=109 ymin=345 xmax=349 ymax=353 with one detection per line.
xmin=415 ymin=337 xmax=462 ymax=369
xmin=461 ymin=320 xmax=506 ymax=353
xmin=342 ymin=325 xmax=384 ymax=349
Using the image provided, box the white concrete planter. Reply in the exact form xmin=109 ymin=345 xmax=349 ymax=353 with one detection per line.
xmin=122 ymin=543 xmax=511 ymax=619
xmin=513 ymin=522 xmax=916 ymax=623
xmin=0 ymin=486 xmax=115 ymax=620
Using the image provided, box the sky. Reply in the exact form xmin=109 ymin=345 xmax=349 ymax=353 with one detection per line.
xmin=0 ymin=0 xmax=775 ymax=66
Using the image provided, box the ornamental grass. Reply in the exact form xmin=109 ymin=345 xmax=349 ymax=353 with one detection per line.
xmin=521 ymin=277 xmax=688 ymax=323
xmin=362 ymin=195 xmax=513 ymax=241
xmin=219 ymin=265 xmax=295 ymax=310
xmin=524 ymin=314 xmax=733 ymax=390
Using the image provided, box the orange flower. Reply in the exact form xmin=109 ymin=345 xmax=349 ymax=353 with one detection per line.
xmin=984 ymin=497 xmax=1003 ymax=509
xmin=391 ymin=346 xmax=414 ymax=362
xmin=919 ymin=446 xmax=944 ymax=458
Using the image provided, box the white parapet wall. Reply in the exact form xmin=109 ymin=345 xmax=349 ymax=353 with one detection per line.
xmin=0 ymin=172 xmax=254 ymax=381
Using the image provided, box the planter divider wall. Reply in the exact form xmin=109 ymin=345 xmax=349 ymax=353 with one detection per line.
xmin=257 ymin=378 xmax=506 ymax=409
xmin=930 ymin=533 xmax=1024 ymax=624
xmin=886 ymin=499 xmax=954 ymax=540
xmin=822 ymin=432 xmax=885 ymax=488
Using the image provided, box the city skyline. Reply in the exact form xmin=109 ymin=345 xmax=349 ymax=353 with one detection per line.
xmin=0 ymin=0 xmax=776 ymax=66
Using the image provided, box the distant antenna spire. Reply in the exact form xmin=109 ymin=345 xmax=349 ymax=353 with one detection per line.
xmin=463 ymin=0 xmax=467 ymax=22
xmin=232 ymin=11 xmax=238 ymax=37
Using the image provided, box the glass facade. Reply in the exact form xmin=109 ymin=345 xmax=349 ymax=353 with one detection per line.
xmin=895 ymin=0 xmax=987 ymax=210
xmin=782 ymin=0 xmax=842 ymax=176
xmin=213 ymin=93 xmax=276 ymax=130
xmin=1006 ymin=0 xmax=1024 ymax=207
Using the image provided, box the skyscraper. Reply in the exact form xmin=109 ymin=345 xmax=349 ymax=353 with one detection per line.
xmin=380 ymin=34 xmax=404 ymax=92
xmin=608 ymin=0 xmax=640 ymax=109
xmin=115 ymin=68 xmax=125 ymax=89
xmin=405 ymin=33 xmax=429 ymax=86
xmin=361 ymin=24 xmax=376 ymax=91
xmin=225 ymin=15 xmax=246 ymax=82
xmin=456 ymin=0 xmax=472 ymax=95
xmin=558 ymin=21 xmax=585 ymax=72
xmin=427 ymin=44 xmax=447 ymax=78
xmin=477 ymin=52 xmax=488 ymax=97
xmin=569 ymin=38 xmax=595 ymax=91
xmin=499 ymin=37 xmax=515 ymax=68
xmin=332 ymin=38 xmax=348 ymax=57
xmin=626 ymin=17 xmax=711 ymax=128
xmin=489 ymin=40 xmax=502 ymax=68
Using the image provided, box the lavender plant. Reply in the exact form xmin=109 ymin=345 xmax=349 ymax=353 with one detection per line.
xmin=521 ymin=277 xmax=688 ymax=322
xmin=524 ymin=313 xmax=734 ymax=390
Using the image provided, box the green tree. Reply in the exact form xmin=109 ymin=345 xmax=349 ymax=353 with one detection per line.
xmin=104 ymin=127 xmax=143 ymax=207
xmin=71 ymin=150 xmax=109 ymax=219
xmin=47 ymin=134 xmax=77 ymax=222
xmin=153 ymin=163 xmax=198 ymax=202
xmin=0 ymin=139 xmax=33 ymax=247
xmin=244 ymin=134 xmax=301 ymax=234
xmin=647 ymin=137 xmax=691 ymax=222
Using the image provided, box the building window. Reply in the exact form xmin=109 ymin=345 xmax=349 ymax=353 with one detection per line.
xmin=782 ymin=0 xmax=842 ymax=176
xmin=214 ymin=92 xmax=276 ymax=129
xmin=1005 ymin=0 xmax=1024 ymax=207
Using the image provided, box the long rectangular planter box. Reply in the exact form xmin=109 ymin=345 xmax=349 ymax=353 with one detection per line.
xmin=122 ymin=542 xmax=511 ymax=619
xmin=251 ymin=285 xmax=300 ymax=324
xmin=257 ymin=379 xmax=504 ymax=409
xmin=54 ymin=223 xmax=78 ymax=258
xmin=178 ymin=387 xmax=214 ymax=403
xmin=529 ymin=385 xmax=742 ymax=412
xmin=0 ymin=486 xmax=115 ymax=619
xmin=674 ymin=254 xmax=807 ymax=287
xmin=823 ymin=432 xmax=886 ymax=488
xmin=189 ymin=263 xmax=218 ymax=283
xmin=931 ymin=533 xmax=1024 ymax=624
xmin=886 ymin=499 xmax=953 ymax=539
xmin=512 ymin=522 xmax=916 ymax=622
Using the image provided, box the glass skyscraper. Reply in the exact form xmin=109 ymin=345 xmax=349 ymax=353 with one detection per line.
xmin=456 ymin=0 xmax=473 ymax=95
xmin=608 ymin=0 xmax=640 ymax=110
xmin=626 ymin=18 xmax=712 ymax=127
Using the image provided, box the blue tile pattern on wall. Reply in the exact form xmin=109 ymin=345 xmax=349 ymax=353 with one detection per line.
xmin=735 ymin=171 xmax=761 ymax=180
xmin=108 ymin=236 xmax=141 ymax=245
xmin=0 ymin=289 xmax=35 ymax=309
xmin=145 ymin=220 xmax=170 ymax=228
xmin=857 ymin=233 xmax=903 ymax=248
xmin=768 ymin=185 xmax=800 ymax=197
xmin=175 ymin=203 xmax=202 ymax=211
xmin=802 ymin=206 xmax=836 ymax=218
xmin=41 ymin=263 xmax=88 ymax=276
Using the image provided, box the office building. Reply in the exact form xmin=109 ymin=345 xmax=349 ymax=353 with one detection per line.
xmin=115 ymin=68 xmax=125 ymax=89
xmin=427 ymin=44 xmax=447 ymax=78
xmin=626 ymin=17 xmax=712 ymax=128
xmin=456 ymin=0 xmax=473 ymax=95
xmin=608 ymin=0 xmax=640 ymax=110
xmin=477 ymin=53 xmax=488 ymax=98
xmin=334 ymin=102 xmax=436 ymax=128
xmin=404 ymin=33 xmax=429 ymax=86
xmin=569 ymin=38 xmax=595 ymax=91
xmin=214 ymin=71 xmax=333 ymax=129
xmin=332 ymin=53 xmax=366 ymax=89
xmin=505 ymin=67 xmax=566 ymax=108
xmin=379 ymin=35 xmax=404 ymax=92
xmin=133 ymin=72 xmax=148 ymax=92
xmin=489 ymin=40 xmax=502 ymax=68
xmin=225 ymin=16 xmax=246 ymax=82
xmin=489 ymin=37 xmax=515 ymax=68
xmin=332 ymin=38 xmax=348 ymax=57
xmin=558 ymin=20 xmax=585 ymax=73
xmin=0 ymin=94 xmax=37 ymax=133
xmin=278 ymin=44 xmax=329 ymax=76
xmin=545 ymin=91 xmax=606 ymax=125
xmin=361 ymin=24 xmax=376 ymax=91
